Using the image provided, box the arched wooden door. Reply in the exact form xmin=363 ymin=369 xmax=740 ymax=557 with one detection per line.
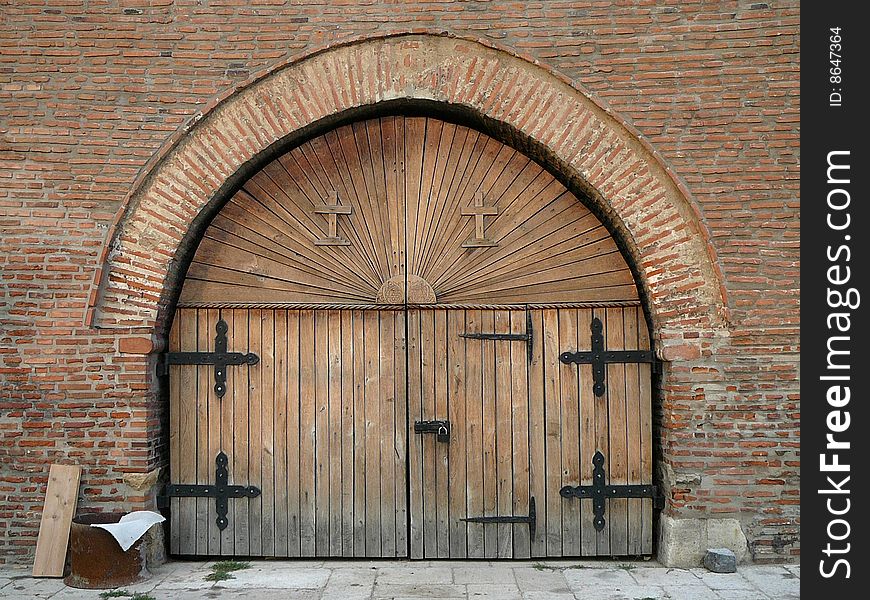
xmin=167 ymin=116 xmax=654 ymax=559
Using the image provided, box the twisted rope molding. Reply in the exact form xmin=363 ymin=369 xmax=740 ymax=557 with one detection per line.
xmin=176 ymin=301 xmax=642 ymax=311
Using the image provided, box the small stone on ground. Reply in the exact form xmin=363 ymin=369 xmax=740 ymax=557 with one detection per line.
xmin=703 ymin=548 xmax=738 ymax=573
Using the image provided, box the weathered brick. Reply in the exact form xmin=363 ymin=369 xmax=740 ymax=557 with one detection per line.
xmin=0 ymin=1 xmax=799 ymax=565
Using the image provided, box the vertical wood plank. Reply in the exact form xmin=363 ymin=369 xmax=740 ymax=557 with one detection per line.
xmin=380 ymin=117 xmax=404 ymax=279
xmin=178 ymin=310 xmax=198 ymax=554
xmin=260 ymin=310 xmax=276 ymax=556
xmin=247 ymin=309 xmax=263 ymax=556
xmin=273 ymin=310 xmax=289 ymax=557
xmin=420 ymin=309 xmax=437 ymax=558
xmin=286 ymin=311 xmax=301 ymax=557
xmin=434 ymin=309 xmax=450 ymax=558
xmin=480 ymin=310 xmax=497 ymax=558
xmin=577 ymin=309 xmax=598 ymax=555
xmin=624 ymin=307 xmax=643 ymax=555
xmin=527 ymin=310 xmax=547 ymax=558
xmin=542 ymin=309 xmax=562 ymax=557
xmin=195 ymin=309 xmax=210 ymax=556
xmin=605 ymin=308 xmax=628 ymax=555
xmin=168 ymin=313 xmax=181 ymax=555
xmin=328 ymin=310 xmax=343 ymax=556
xmin=464 ymin=309 xmax=484 ymax=558
xmin=494 ymin=310 xmax=514 ymax=558
xmin=314 ymin=310 xmax=330 ymax=556
xmin=407 ymin=309 xmax=424 ymax=559
xmin=558 ymin=308 xmax=582 ymax=556
xmin=340 ymin=310 xmax=355 ymax=557
xmin=379 ymin=311 xmax=397 ymax=556
xmin=404 ymin=116 xmax=427 ymax=275
xmin=412 ymin=119 xmax=441 ymax=274
xmin=206 ymin=309 xmax=222 ymax=555
xmin=393 ymin=310 xmax=409 ymax=557
xmin=232 ymin=309 xmax=250 ymax=556
xmin=352 ymin=311 xmax=367 ymax=556
xmin=218 ymin=310 xmax=235 ymax=555
xmin=592 ymin=308 xmax=611 ymax=556
xmin=447 ymin=310 xmax=468 ymax=558
xmin=298 ymin=310 xmax=316 ymax=555
xmin=638 ymin=308 xmax=654 ymax=555
xmin=363 ymin=311 xmax=382 ymax=555
xmin=509 ymin=310 xmax=531 ymax=559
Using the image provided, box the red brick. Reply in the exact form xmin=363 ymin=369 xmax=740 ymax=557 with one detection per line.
xmin=0 ymin=1 xmax=800 ymax=565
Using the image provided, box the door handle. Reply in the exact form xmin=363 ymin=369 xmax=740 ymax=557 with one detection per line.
xmin=414 ymin=420 xmax=450 ymax=443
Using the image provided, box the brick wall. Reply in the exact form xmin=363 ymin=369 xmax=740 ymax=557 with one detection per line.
xmin=0 ymin=1 xmax=799 ymax=563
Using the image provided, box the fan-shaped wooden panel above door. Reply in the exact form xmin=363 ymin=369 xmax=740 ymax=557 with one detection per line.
xmin=179 ymin=116 xmax=639 ymax=306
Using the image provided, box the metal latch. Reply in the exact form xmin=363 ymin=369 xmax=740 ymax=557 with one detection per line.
xmin=414 ymin=420 xmax=450 ymax=443
xmin=462 ymin=496 xmax=537 ymax=539
xmin=459 ymin=309 xmax=533 ymax=363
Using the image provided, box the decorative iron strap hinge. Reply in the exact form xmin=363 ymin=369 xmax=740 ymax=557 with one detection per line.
xmin=163 ymin=451 xmax=261 ymax=531
xmin=462 ymin=496 xmax=537 ymax=539
xmin=559 ymin=316 xmax=659 ymax=397
xmin=460 ymin=310 xmax=533 ymax=363
xmin=157 ymin=319 xmax=259 ymax=398
xmin=560 ymin=451 xmax=664 ymax=532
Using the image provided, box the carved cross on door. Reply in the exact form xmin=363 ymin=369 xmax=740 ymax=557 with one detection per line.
xmin=314 ymin=190 xmax=352 ymax=246
xmin=461 ymin=190 xmax=498 ymax=247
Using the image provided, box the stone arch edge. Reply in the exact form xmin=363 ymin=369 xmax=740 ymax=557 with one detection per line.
xmin=86 ymin=30 xmax=728 ymax=344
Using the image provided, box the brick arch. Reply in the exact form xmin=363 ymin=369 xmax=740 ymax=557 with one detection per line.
xmin=88 ymin=31 xmax=727 ymax=344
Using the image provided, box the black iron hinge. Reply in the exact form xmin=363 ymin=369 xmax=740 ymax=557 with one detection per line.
xmin=560 ymin=451 xmax=664 ymax=531
xmin=156 ymin=319 xmax=259 ymax=398
xmin=462 ymin=496 xmax=537 ymax=539
xmin=162 ymin=451 xmax=261 ymax=530
xmin=460 ymin=310 xmax=533 ymax=362
xmin=559 ymin=316 xmax=659 ymax=397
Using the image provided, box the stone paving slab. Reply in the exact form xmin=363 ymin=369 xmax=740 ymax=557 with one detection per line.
xmin=0 ymin=560 xmax=800 ymax=599
xmin=513 ymin=568 xmax=571 ymax=593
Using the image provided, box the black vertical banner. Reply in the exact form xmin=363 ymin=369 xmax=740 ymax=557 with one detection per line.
xmin=802 ymin=3 xmax=869 ymax=597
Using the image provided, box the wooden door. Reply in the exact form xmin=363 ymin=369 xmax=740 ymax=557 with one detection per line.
xmin=168 ymin=115 xmax=654 ymax=558
xmin=407 ymin=308 xmax=532 ymax=559
xmin=406 ymin=307 xmax=652 ymax=558
xmin=168 ymin=308 xmax=407 ymax=557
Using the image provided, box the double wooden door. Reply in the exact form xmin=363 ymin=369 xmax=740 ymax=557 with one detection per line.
xmin=168 ymin=305 xmax=652 ymax=558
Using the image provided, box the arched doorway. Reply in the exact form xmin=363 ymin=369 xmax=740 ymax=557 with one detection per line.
xmin=166 ymin=116 xmax=654 ymax=559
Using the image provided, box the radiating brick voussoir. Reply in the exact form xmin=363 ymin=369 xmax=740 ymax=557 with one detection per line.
xmin=92 ymin=33 xmax=725 ymax=337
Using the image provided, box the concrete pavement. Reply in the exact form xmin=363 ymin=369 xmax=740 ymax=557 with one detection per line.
xmin=0 ymin=559 xmax=800 ymax=599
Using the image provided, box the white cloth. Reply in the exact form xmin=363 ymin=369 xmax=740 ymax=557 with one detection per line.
xmin=91 ymin=510 xmax=166 ymax=551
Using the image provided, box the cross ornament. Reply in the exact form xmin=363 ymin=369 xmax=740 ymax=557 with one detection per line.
xmin=461 ymin=190 xmax=498 ymax=248
xmin=314 ymin=190 xmax=352 ymax=246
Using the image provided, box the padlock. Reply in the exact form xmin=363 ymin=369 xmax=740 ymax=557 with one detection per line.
xmin=437 ymin=424 xmax=450 ymax=443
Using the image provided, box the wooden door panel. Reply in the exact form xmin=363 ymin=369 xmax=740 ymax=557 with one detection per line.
xmin=170 ymin=305 xmax=652 ymax=558
xmin=169 ymin=308 xmax=407 ymax=558
xmin=407 ymin=307 xmax=652 ymax=559
xmin=409 ymin=309 xmax=535 ymax=559
xmin=536 ymin=306 xmax=653 ymax=557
